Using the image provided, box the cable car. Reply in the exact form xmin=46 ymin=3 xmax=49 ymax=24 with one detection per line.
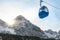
xmin=39 ymin=6 xmax=49 ymax=19
xmin=38 ymin=0 xmax=49 ymax=19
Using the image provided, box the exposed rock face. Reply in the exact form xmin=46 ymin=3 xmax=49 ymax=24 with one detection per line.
xmin=12 ymin=15 xmax=47 ymax=38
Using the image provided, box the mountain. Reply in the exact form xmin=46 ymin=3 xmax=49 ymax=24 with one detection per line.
xmin=0 ymin=19 xmax=8 ymax=27
xmin=44 ymin=29 xmax=57 ymax=38
xmin=44 ymin=29 xmax=60 ymax=40
xmin=12 ymin=15 xmax=48 ymax=38
xmin=55 ymin=30 xmax=60 ymax=39
xmin=0 ymin=19 xmax=16 ymax=34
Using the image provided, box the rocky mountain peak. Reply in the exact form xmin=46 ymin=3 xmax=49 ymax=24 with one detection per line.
xmin=12 ymin=15 xmax=48 ymax=38
xmin=0 ymin=15 xmax=48 ymax=38
xmin=15 ymin=15 xmax=27 ymax=21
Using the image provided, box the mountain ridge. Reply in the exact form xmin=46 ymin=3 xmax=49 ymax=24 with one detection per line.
xmin=12 ymin=15 xmax=48 ymax=38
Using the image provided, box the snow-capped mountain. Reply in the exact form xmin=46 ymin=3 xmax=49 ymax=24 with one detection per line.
xmin=0 ymin=15 xmax=48 ymax=38
xmin=12 ymin=15 xmax=48 ymax=38
xmin=1 ymin=15 xmax=60 ymax=39
xmin=44 ymin=29 xmax=60 ymax=40
xmin=44 ymin=29 xmax=57 ymax=38
xmin=0 ymin=19 xmax=16 ymax=34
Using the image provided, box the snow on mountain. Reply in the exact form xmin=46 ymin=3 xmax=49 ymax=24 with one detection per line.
xmin=0 ymin=19 xmax=16 ymax=34
xmin=12 ymin=15 xmax=48 ymax=38
xmin=44 ymin=29 xmax=57 ymax=38
xmin=44 ymin=32 xmax=56 ymax=38
xmin=0 ymin=15 xmax=48 ymax=38
xmin=44 ymin=29 xmax=60 ymax=40
xmin=1 ymin=15 xmax=60 ymax=39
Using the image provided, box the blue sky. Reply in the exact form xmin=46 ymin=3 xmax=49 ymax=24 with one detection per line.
xmin=0 ymin=0 xmax=60 ymax=31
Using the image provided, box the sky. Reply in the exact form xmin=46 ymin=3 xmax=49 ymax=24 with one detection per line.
xmin=0 ymin=0 xmax=60 ymax=31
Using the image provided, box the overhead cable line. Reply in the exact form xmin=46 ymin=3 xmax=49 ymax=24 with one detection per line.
xmin=41 ymin=0 xmax=60 ymax=10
